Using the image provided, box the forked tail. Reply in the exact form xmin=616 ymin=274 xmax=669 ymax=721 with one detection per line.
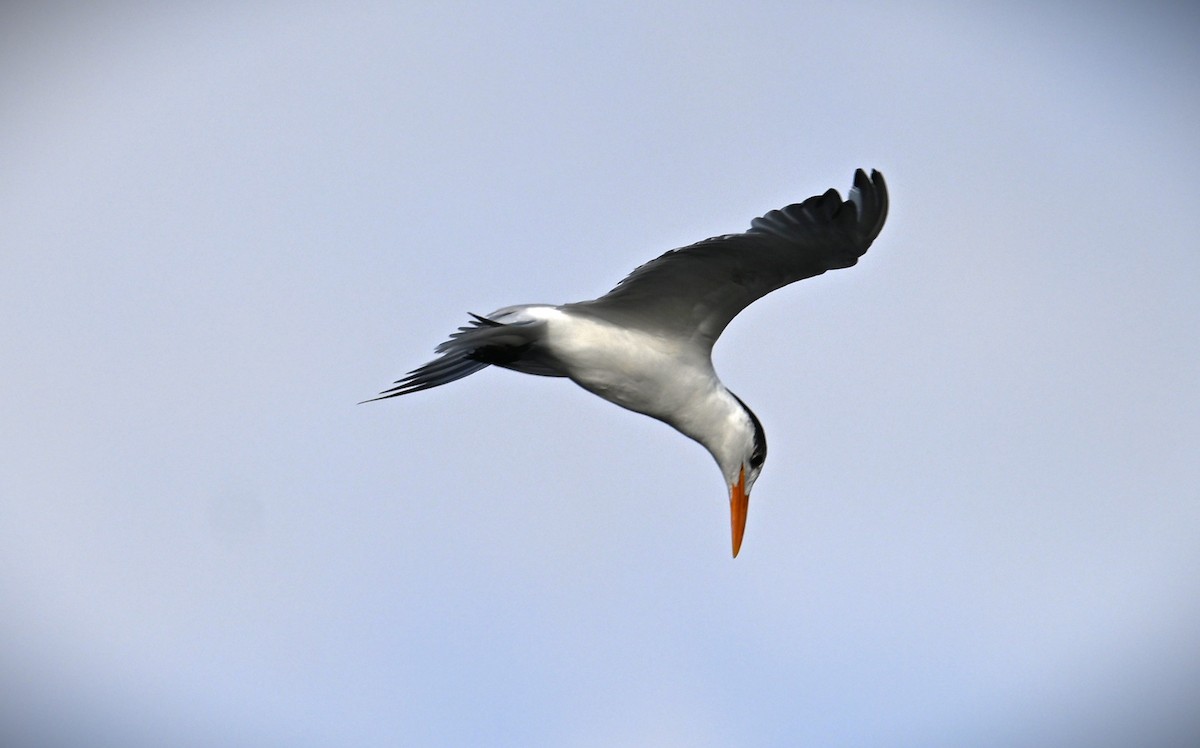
xmin=363 ymin=314 xmax=536 ymax=402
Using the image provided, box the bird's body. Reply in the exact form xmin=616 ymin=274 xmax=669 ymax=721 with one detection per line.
xmin=370 ymin=169 xmax=889 ymax=556
xmin=502 ymin=306 xmax=707 ymax=416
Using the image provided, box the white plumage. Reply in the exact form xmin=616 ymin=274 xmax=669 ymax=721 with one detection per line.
xmin=369 ymin=169 xmax=889 ymax=556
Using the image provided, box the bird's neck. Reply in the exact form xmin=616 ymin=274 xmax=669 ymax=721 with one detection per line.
xmin=670 ymin=384 xmax=754 ymax=484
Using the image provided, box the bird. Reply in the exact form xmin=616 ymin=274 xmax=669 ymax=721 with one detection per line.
xmin=368 ymin=169 xmax=888 ymax=557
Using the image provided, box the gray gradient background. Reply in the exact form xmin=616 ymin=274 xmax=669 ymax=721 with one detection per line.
xmin=2 ymin=2 xmax=1198 ymax=746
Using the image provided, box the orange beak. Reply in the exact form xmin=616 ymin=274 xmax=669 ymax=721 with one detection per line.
xmin=730 ymin=466 xmax=749 ymax=558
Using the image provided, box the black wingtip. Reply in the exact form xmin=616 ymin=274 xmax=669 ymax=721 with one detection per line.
xmin=848 ymin=168 xmax=888 ymax=242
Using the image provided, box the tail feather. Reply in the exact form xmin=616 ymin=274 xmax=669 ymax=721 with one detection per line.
xmin=362 ymin=313 xmax=540 ymax=403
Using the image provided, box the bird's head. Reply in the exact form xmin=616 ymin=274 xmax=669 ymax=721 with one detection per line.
xmin=717 ymin=394 xmax=767 ymax=558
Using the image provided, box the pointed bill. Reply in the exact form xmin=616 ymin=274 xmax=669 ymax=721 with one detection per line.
xmin=730 ymin=466 xmax=749 ymax=557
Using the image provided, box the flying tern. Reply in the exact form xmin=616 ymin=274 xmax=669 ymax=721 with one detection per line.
xmin=369 ymin=169 xmax=888 ymax=556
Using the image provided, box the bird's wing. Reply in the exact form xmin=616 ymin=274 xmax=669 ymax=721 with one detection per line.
xmin=566 ymin=169 xmax=888 ymax=348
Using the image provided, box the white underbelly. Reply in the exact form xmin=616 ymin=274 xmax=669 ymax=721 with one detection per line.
xmin=542 ymin=310 xmax=715 ymax=420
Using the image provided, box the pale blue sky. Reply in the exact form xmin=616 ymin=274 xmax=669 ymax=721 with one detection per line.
xmin=2 ymin=2 xmax=1198 ymax=746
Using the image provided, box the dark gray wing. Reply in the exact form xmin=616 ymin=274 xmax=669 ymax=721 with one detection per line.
xmin=566 ymin=169 xmax=888 ymax=349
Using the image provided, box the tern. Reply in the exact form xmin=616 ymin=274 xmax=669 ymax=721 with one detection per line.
xmin=369 ymin=169 xmax=888 ymax=556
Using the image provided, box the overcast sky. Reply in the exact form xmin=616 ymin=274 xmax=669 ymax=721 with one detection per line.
xmin=2 ymin=2 xmax=1199 ymax=746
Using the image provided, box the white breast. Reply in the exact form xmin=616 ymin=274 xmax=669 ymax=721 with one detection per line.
xmin=538 ymin=307 xmax=718 ymax=421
